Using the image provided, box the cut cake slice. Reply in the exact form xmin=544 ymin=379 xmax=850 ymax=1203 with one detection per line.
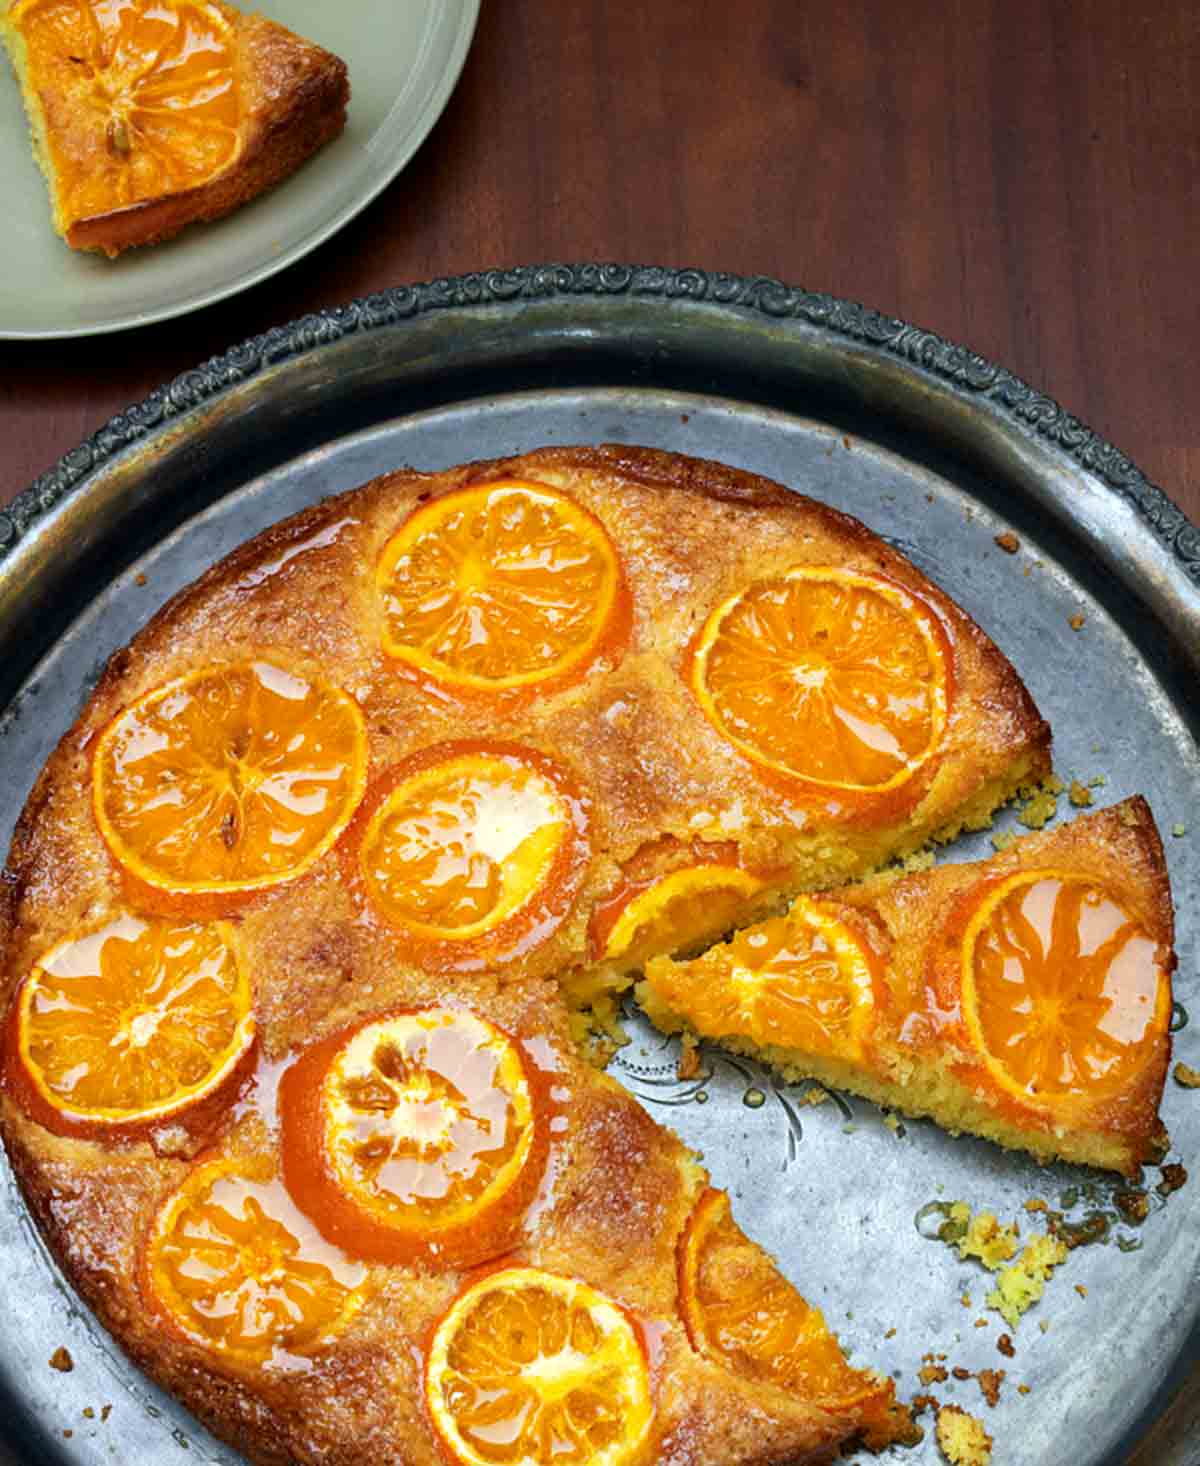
xmin=640 ymin=798 xmax=1175 ymax=1176
xmin=0 ymin=0 xmax=349 ymax=255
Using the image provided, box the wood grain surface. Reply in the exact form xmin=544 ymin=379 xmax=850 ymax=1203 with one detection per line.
xmin=0 ymin=0 xmax=1196 ymax=523
xmin=0 ymin=2 xmax=1196 ymax=1461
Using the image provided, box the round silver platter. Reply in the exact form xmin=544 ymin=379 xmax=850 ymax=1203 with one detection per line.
xmin=0 ymin=265 xmax=1196 ymax=1466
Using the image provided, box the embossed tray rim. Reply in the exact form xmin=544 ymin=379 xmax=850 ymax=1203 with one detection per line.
xmin=0 ymin=264 xmax=1196 ymax=1466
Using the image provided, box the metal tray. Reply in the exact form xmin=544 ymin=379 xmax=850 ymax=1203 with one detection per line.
xmin=0 ymin=265 xmax=1196 ymax=1466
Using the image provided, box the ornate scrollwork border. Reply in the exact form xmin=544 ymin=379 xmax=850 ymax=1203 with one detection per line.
xmin=2 ymin=263 xmax=1196 ymax=580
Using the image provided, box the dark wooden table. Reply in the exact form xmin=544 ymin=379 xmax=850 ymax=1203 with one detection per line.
xmin=0 ymin=2 xmax=1196 ymax=1460
xmin=0 ymin=0 xmax=1197 ymax=524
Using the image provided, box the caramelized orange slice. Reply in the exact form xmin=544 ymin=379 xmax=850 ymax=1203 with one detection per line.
xmin=280 ymin=1009 xmax=548 ymax=1268
xmin=352 ymin=741 xmax=590 ymax=970
xmin=376 ymin=480 xmax=629 ymax=695
xmin=143 ymin=1156 xmax=367 ymax=1371
xmin=689 ymin=567 xmax=950 ymax=806
xmin=590 ymin=838 xmax=769 ymax=967
xmin=5 ymin=913 xmax=253 ymax=1137
xmin=10 ymin=0 xmax=241 ymax=234
xmin=93 ymin=660 xmax=367 ymax=901
xmin=961 ymin=870 xmax=1171 ymax=1111
xmin=678 ymin=1189 xmax=896 ymax=1441
xmin=643 ymin=896 xmax=878 ymax=1061
xmin=425 ymin=1266 xmax=654 ymax=1466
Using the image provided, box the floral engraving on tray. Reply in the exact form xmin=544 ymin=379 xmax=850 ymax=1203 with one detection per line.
xmin=4 ymin=264 xmax=1196 ymax=584
xmin=610 ymin=1000 xmax=858 ymax=1172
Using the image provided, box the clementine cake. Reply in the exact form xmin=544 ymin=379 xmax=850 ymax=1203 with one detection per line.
xmin=0 ymin=443 xmax=1170 ymax=1466
xmin=640 ymin=798 xmax=1174 ymax=1177
xmin=0 ymin=0 xmax=349 ymax=256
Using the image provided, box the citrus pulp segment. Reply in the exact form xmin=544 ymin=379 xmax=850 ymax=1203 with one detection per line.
xmin=593 ymin=859 xmax=767 ymax=966
xmin=677 ymin=1189 xmax=894 ymax=1429
xmin=7 ymin=912 xmax=253 ymax=1135
xmin=376 ymin=481 xmax=629 ymax=695
xmin=689 ymin=566 xmax=951 ymax=805
xmin=11 ymin=0 xmax=242 ymax=230
xmin=279 ymin=1009 xmax=548 ymax=1267
xmin=142 ymin=1157 xmax=367 ymax=1371
xmin=960 ymin=869 xmax=1171 ymax=1110
xmin=425 ymin=1266 xmax=654 ymax=1466
xmin=353 ymin=742 xmax=589 ymax=969
xmin=644 ymin=896 xmax=878 ymax=1061
xmin=92 ymin=660 xmax=368 ymax=899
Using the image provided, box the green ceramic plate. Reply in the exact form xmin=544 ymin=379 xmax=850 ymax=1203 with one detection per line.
xmin=0 ymin=0 xmax=479 ymax=339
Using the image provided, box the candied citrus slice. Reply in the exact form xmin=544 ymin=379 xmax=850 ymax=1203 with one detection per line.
xmin=678 ymin=1189 xmax=894 ymax=1427
xmin=425 ymin=1266 xmax=654 ymax=1466
xmin=5 ymin=913 xmax=253 ymax=1137
xmin=376 ymin=480 xmax=629 ymax=694
xmin=280 ymin=1009 xmax=548 ymax=1268
xmin=644 ymin=896 xmax=878 ymax=1061
xmin=689 ymin=566 xmax=950 ymax=799
xmin=143 ymin=1157 xmax=367 ymax=1371
xmin=10 ymin=0 xmax=242 ymax=232
xmin=961 ymin=870 xmax=1171 ymax=1109
xmin=93 ymin=660 xmax=367 ymax=899
xmin=352 ymin=741 xmax=590 ymax=970
xmin=590 ymin=837 xmax=768 ymax=967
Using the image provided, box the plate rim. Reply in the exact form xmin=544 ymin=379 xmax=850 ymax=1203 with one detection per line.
xmin=0 ymin=262 xmax=1195 ymax=578
xmin=0 ymin=0 xmax=481 ymax=341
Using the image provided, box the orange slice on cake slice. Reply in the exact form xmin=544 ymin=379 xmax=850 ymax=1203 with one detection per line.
xmin=688 ymin=566 xmax=951 ymax=818
xmin=0 ymin=0 xmax=349 ymax=255
xmin=349 ymin=740 xmax=590 ymax=971
xmin=279 ymin=1007 xmax=549 ymax=1268
xmin=640 ymin=894 xmax=883 ymax=1081
xmin=376 ymin=480 xmax=631 ymax=698
xmin=425 ymin=1265 xmax=655 ymax=1466
xmin=958 ymin=869 xmax=1172 ymax=1115
xmin=4 ymin=912 xmax=254 ymax=1139
xmin=92 ymin=659 xmax=367 ymax=910
xmin=678 ymin=1188 xmax=907 ymax=1451
xmin=141 ymin=1155 xmax=367 ymax=1372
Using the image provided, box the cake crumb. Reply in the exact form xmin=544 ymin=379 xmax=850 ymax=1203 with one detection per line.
xmin=920 ymin=1358 xmax=950 ymax=1385
xmin=798 ymin=1086 xmax=830 ymax=1107
xmin=1018 ymin=786 xmax=1059 ymax=830
xmin=135 ymin=573 xmax=147 ymax=587
xmin=63 ymin=1429 xmax=73 ymax=1440
xmin=912 ymin=1393 xmax=941 ymax=1416
xmin=1115 ymin=1189 xmax=1150 ymax=1224
xmin=49 ymin=1347 xmax=74 ymax=1373
xmin=952 ymin=1366 xmax=971 ymax=1381
xmin=960 ymin=1293 xmax=972 ymax=1308
xmin=955 ymin=1207 xmax=1019 ymax=1269
xmin=1174 ymin=1063 xmax=1200 ymax=1089
xmin=885 ymin=1327 xmax=896 ymax=1339
xmin=1018 ymin=1383 xmax=1031 ymax=1396
xmin=935 ymin=1403 xmax=993 ymax=1465
xmin=986 ymin=1233 xmax=1068 ymax=1328
xmin=1039 ymin=1319 xmax=1050 ymax=1334
xmin=1068 ymin=780 xmax=1093 ymax=808
xmin=101 ymin=1405 xmax=112 ymax=1423
xmin=1088 ymin=773 xmax=1107 ymax=787
xmin=1172 ymin=823 xmax=1187 ymax=838
xmin=82 ymin=1407 xmax=95 ymax=1419
xmin=676 ymin=1036 xmax=702 ymax=1081
xmin=1068 ymin=613 xmax=1086 ymax=631
xmin=1157 ymin=1163 xmax=1188 ymax=1196
xmin=994 ymin=531 xmax=1020 ymax=554
xmin=974 ymin=1318 xmax=988 ymax=1328
xmin=977 ymin=1369 xmax=1005 ymax=1407
xmin=996 ymin=1333 xmax=1015 ymax=1358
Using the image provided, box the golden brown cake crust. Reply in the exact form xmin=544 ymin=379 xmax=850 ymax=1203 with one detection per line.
xmin=0 ymin=444 xmax=1054 ymax=1466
